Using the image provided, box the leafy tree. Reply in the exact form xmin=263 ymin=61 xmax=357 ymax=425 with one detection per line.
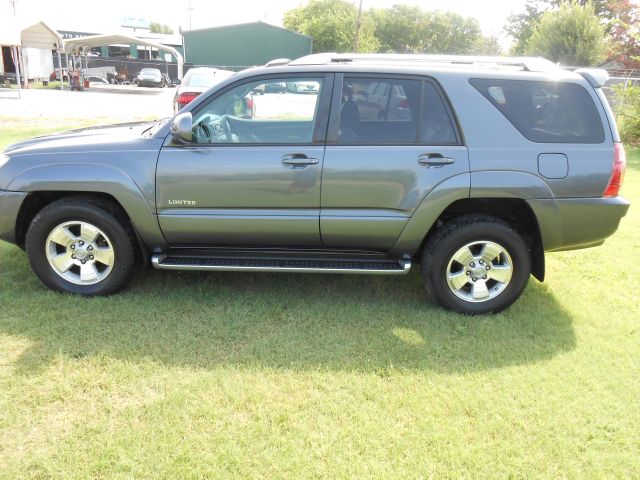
xmin=506 ymin=0 xmax=635 ymax=56
xmin=525 ymin=1 xmax=606 ymax=66
xmin=368 ymin=5 xmax=428 ymax=53
xmin=611 ymin=82 xmax=640 ymax=143
xmin=365 ymin=5 xmax=501 ymax=55
xmin=284 ymin=0 xmax=378 ymax=53
xmin=505 ymin=1 xmax=546 ymax=55
xmin=606 ymin=0 xmax=640 ymax=67
xmin=471 ymin=35 xmax=503 ymax=55
xmin=149 ymin=22 xmax=174 ymax=35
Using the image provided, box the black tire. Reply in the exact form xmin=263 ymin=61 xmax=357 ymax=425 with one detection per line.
xmin=421 ymin=215 xmax=531 ymax=315
xmin=25 ymin=196 xmax=137 ymax=296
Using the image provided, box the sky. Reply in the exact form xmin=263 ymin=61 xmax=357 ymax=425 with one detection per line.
xmin=3 ymin=0 xmax=531 ymax=48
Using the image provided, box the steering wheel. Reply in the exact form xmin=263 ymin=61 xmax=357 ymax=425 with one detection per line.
xmin=194 ymin=121 xmax=212 ymax=143
xmin=220 ymin=115 xmax=236 ymax=143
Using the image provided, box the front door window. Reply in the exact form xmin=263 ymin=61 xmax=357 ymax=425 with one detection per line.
xmin=191 ymin=77 xmax=324 ymax=145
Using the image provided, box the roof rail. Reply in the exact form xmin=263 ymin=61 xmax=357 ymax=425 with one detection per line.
xmin=265 ymin=58 xmax=292 ymax=67
xmin=288 ymin=53 xmax=559 ymax=72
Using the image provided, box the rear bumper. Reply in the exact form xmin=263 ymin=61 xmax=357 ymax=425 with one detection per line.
xmin=0 ymin=190 xmax=27 ymax=245
xmin=529 ymin=196 xmax=631 ymax=252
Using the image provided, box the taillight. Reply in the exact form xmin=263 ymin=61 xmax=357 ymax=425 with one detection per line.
xmin=604 ymin=143 xmax=626 ymax=197
xmin=177 ymin=92 xmax=200 ymax=109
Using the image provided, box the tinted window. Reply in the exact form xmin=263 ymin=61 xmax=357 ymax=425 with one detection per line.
xmin=192 ymin=77 xmax=323 ymax=144
xmin=339 ymin=77 xmax=421 ymax=144
xmin=470 ymin=78 xmax=604 ymax=143
xmin=421 ymin=82 xmax=458 ymax=144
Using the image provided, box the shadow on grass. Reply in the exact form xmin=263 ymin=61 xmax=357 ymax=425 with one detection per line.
xmin=0 ymin=243 xmax=575 ymax=375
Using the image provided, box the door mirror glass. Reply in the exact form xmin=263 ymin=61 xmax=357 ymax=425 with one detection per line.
xmin=171 ymin=112 xmax=193 ymax=143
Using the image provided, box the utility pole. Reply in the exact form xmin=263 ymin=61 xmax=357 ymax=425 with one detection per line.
xmin=353 ymin=0 xmax=363 ymax=53
xmin=185 ymin=0 xmax=194 ymax=30
xmin=10 ymin=0 xmax=19 ymax=15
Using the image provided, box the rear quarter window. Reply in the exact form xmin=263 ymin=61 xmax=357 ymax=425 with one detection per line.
xmin=469 ymin=78 xmax=605 ymax=144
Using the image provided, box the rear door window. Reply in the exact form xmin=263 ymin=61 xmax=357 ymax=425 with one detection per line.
xmin=421 ymin=82 xmax=458 ymax=145
xmin=469 ymin=78 xmax=604 ymax=143
xmin=339 ymin=77 xmax=421 ymax=144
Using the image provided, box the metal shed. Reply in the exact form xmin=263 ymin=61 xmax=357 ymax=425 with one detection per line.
xmin=182 ymin=21 xmax=312 ymax=70
xmin=0 ymin=19 xmax=64 ymax=97
xmin=64 ymin=34 xmax=185 ymax=79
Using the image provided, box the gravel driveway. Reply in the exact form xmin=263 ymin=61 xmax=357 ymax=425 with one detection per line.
xmin=0 ymin=86 xmax=175 ymax=121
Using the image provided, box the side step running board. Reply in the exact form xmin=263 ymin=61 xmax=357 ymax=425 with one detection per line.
xmin=151 ymin=254 xmax=411 ymax=275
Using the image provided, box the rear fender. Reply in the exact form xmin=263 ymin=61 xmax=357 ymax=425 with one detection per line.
xmin=471 ymin=171 xmax=562 ymax=251
xmin=389 ymin=173 xmax=470 ymax=257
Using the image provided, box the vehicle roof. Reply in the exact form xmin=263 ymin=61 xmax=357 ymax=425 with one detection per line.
xmin=288 ymin=53 xmax=559 ymax=72
xmin=187 ymin=67 xmax=230 ymax=73
xmin=186 ymin=67 xmax=234 ymax=75
xmin=237 ymin=61 xmax=585 ymax=85
xmin=223 ymin=53 xmax=595 ymax=84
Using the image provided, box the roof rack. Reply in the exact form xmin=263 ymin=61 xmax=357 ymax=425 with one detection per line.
xmin=265 ymin=58 xmax=292 ymax=67
xmin=288 ymin=53 xmax=559 ymax=72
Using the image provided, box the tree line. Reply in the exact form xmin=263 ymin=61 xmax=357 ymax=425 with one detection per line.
xmin=284 ymin=0 xmax=640 ymax=67
xmin=284 ymin=1 xmax=501 ymax=56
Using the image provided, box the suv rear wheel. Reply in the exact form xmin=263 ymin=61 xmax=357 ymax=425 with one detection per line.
xmin=421 ymin=215 xmax=531 ymax=314
xmin=25 ymin=197 xmax=136 ymax=296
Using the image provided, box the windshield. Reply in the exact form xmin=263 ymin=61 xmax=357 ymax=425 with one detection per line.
xmin=140 ymin=69 xmax=159 ymax=75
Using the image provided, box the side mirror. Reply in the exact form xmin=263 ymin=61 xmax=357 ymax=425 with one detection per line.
xmin=171 ymin=112 xmax=193 ymax=143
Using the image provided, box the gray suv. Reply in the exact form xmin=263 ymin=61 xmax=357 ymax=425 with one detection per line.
xmin=0 ymin=54 xmax=630 ymax=314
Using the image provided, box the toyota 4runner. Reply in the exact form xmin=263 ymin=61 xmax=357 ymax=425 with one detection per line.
xmin=0 ymin=54 xmax=630 ymax=314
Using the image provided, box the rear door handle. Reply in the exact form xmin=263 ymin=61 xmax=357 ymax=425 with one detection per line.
xmin=418 ymin=154 xmax=455 ymax=168
xmin=282 ymin=154 xmax=319 ymax=167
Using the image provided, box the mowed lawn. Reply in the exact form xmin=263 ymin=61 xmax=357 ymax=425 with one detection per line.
xmin=0 ymin=119 xmax=638 ymax=479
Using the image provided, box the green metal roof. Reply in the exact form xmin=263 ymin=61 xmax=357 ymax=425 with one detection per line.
xmin=182 ymin=22 xmax=312 ymax=70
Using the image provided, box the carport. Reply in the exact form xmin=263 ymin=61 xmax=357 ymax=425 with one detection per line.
xmin=64 ymin=34 xmax=184 ymax=80
xmin=0 ymin=20 xmax=64 ymax=98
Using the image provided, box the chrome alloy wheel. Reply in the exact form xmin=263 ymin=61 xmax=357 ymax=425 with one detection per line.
xmin=445 ymin=240 xmax=513 ymax=303
xmin=45 ymin=221 xmax=115 ymax=285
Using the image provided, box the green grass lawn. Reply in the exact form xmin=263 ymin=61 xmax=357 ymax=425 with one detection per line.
xmin=0 ymin=120 xmax=638 ymax=478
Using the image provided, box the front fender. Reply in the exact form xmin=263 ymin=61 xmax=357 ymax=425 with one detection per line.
xmin=7 ymin=164 xmax=166 ymax=249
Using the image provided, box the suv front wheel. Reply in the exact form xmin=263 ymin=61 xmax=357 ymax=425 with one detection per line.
xmin=421 ymin=215 xmax=531 ymax=315
xmin=25 ymin=197 xmax=136 ymax=296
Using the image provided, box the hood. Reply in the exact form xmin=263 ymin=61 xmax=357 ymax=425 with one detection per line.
xmin=4 ymin=121 xmax=165 ymax=156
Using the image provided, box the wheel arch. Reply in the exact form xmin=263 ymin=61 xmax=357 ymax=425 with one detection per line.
xmin=15 ymin=192 xmax=149 ymax=263
xmin=413 ymin=198 xmax=545 ymax=281
xmin=8 ymin=164 xmax=166 ymax=252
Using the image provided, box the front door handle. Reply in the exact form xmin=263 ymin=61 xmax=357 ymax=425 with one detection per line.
xmin=418 ymin=153 xmax=455 ymax=168
xmin=282 ymin=154 xmax=319 ymax=167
